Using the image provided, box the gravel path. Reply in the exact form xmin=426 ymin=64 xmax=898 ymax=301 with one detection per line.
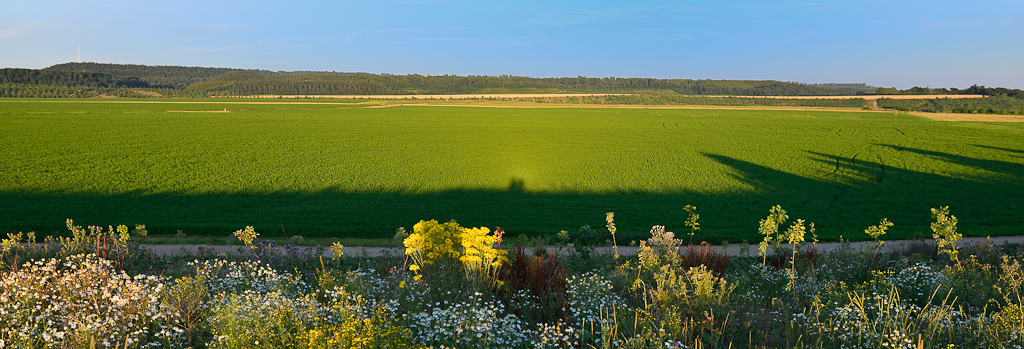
xmin=142 ymin=235 xmax=1024 ymax=258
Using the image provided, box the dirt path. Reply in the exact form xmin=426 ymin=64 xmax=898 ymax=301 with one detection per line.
xmin=142 ymin=235 xmax=1024 ymax=258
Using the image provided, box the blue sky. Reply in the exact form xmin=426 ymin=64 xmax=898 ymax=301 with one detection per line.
xmin=2 ymin=0 xmax=1022 ymax=89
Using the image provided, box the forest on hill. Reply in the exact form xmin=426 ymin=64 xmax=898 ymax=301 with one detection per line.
xmin=2 ymin=62 xmax=1023 ymax=114
xmin=3 ymin=62 xmax=870 ymax=98
xmin=184 ymin=70 xmax=867 ymax=96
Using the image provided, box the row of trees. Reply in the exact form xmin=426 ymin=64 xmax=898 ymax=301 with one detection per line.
xmin=875 ymin=85 xmax=1024 ymax=98
xmin=521 ymin=94 xmax=870 ymax=108
xmin=0 ymin=68 xmax=138 ymax=88
xmin=0 ymin=83 xmax=210 ymax=98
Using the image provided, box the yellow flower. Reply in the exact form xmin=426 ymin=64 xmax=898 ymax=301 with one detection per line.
xmin=413 ymin=275 xmax=422 ymax=282
xmin=330 ymin=242 xmax=345 ymax=259
xmin=409 ymin=264 xmax=420 ymax=272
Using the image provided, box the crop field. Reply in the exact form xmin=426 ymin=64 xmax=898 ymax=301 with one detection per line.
xmin=1 ymin=99 xmax=1022 ymax=241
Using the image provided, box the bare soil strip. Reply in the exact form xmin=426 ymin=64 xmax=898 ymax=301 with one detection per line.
xmin=143 ymin=235 xmax=1024 ymax=258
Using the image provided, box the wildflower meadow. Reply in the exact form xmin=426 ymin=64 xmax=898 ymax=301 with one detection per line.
xmin=2 ymin=207 xmax=1024 ymax=348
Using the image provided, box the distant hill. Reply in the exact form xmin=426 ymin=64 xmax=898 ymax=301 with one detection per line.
xmin=3 ymin=62 xmax=877 ymax=97
xmin=4 ymin=63 xmax=1024 ymax=113
xmin=186 ymin=71 xmax=860 ymax=96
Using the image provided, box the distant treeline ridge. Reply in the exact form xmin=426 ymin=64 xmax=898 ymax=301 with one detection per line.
xmin=185 ymin=70 xmax=872 ymax=96
xmin=2 ymin=63 xmax=1024 ymax=115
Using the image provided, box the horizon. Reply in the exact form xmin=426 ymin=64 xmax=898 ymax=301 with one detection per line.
xmin=2 ymin=1 xmax=1022 ymax=90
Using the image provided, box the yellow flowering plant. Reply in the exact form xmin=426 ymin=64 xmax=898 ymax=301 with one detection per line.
xmin=459 ymin=226 xmax=508 ymax=288
xmin=233 ymin=226 xmax=259 ymax=247
xmin=403 ymin=219 xmax=463 ymax=281
xmin=330 ymin=242 xmax=344 ymax=260
xmin=606 ymin=212 xmax=619 ymax=258
xmin=403 ymin=219 xmax=508 ymax=285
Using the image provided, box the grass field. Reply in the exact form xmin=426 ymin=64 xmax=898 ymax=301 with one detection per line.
xmin=1 ymin=99 xmax=1021 ymax=242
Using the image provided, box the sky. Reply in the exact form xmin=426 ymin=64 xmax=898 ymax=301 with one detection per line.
xmin=1 ymin=0 xmax=1022 ymax=89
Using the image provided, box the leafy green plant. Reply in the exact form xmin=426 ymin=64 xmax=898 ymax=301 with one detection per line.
xmin=161 ymin=275 xmax=211 ymax=346
xmin=782 ymin=219 xmax=808 ymax=294
xmin=207 ymin=291 xmax=320 ymax=348
xmin=758 ymin=205 xmax=788 ymax=266
xmin=931 ymin=206 xmax=962 ymax=268
xmin=865 ymin=218 xmax=893 ymax=266
xmin=0 ymin=231 xmax=49 ymax=271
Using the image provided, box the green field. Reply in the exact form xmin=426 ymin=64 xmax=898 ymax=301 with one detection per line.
xmin=1 ymin=99 xmax=1021 ymax=242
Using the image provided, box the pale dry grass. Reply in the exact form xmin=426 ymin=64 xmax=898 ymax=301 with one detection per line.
xmin=910 ymin=111 xmax=1024 ymax=122
xmin=362 ymin=102 xmax=866 ymax=112
xmin=704 ymin=94 xmax=985 ymax=100
xmin=131 ymin=90 xmax=164 ymax=97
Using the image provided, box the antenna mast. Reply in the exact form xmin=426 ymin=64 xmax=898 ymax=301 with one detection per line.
xmin=77 ymin=45 xmax=81 ymax=63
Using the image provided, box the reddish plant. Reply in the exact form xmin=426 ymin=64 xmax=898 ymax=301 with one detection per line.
xmin=497 ymin=244 xmax=568 ymax=326
xmin=767 ymin=245 xmax=819 ymax=271
xmin=682 ymin=242 xmax=729 ymax=275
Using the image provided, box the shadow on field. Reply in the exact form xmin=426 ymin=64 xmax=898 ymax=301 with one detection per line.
xmin=1 ymin=146 xmax=1021 ymax=242
xmin=875 ymin=143 xmax=1024 ymax=180
xmin=972 ymin=144 xmax=1024 ymax=158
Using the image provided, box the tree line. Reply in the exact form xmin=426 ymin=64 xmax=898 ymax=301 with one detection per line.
xmin=517 ymin=94 xmax=870 ymax=108
xmin=875 ymin=85 xmax=1024 ymax=99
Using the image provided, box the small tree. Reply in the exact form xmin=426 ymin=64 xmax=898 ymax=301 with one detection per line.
xmin=683 ymin=205 xmax=700 ymax=246
xmin=782 ymin=219 xmax=808 ymax=296
xmin=864 ymin=218 xmax=893 ymax=267
xmin=931 ymin=206 xmax=961 ymax=269
xmin=758 ymin=205 xmax=788 ymax=266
